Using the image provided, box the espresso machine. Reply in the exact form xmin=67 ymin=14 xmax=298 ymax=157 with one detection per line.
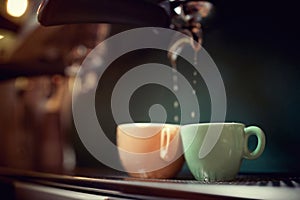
xmin=39 ymin=0 xmax=215 ymax=68
xmin=0 ymin=0 xmax=214 ymax=80
xmin=0 ymin=0 xmax=300 ymax=199
xmin=37 ymin=0 xmax=214 ymax=35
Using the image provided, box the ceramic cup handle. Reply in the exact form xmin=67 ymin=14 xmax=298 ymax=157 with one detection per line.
xmin=243 ymin=126 xmax=266 ymax=160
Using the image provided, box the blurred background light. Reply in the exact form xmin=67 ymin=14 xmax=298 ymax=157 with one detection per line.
xmin=6 ymin=0 xmax=28 ymax=17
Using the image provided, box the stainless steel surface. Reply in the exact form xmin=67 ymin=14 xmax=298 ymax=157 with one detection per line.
xmin=1 ymin=167 xmax=300 ymax=200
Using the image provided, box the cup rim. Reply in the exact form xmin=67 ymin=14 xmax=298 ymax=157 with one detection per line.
xmin=118 ymin=122 xmax=180 ymax=129
xmin=181 ymin=122 xmax=245 ymax=128
xmin=117 ymin=123 xmax=180 ymax=138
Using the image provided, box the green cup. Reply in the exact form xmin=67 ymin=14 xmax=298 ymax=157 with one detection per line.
xmin=180 ymin=123 xmax=266 ymax=181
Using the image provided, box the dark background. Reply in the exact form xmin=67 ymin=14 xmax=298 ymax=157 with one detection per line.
xmin=203 ymin=0 xmax=300 ymax=172
xmin=200 ymin=0 xmax=299 ymax=172
xmin=74 ymin=0 xmax=300 ymax=174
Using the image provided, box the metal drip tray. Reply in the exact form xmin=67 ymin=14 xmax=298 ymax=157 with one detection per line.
xmin=0 ymin=168 xmax=300 ymax=200
xmin=122 ymin=174 xmax=300 ymax=187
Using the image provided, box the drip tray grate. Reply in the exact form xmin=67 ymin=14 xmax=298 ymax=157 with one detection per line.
xmin=120 ymin=174 xmax=300 ymax=188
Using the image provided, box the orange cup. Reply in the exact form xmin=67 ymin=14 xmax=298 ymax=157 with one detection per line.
xmin=117 ymin=123 xmax=184 ymax=179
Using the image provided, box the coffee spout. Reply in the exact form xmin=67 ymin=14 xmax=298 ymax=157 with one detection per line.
xmin=168 ymin=1 xmax=213 ymax=67
xmin=170 ymin=1 xmax=213 ymax=48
